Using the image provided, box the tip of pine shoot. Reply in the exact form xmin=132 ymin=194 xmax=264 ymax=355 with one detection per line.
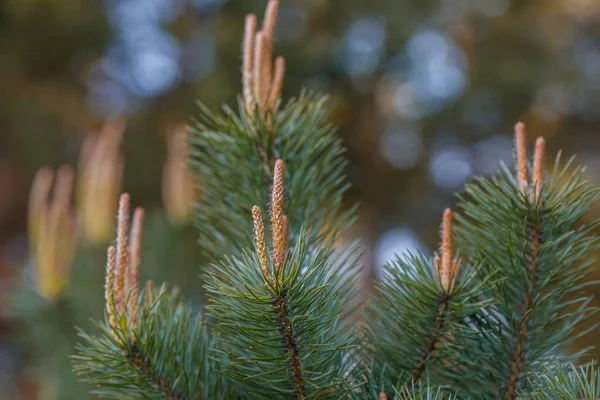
xmin=439 ymin=208 xmax=457 ymax=292
xmin=514 ymin=121 xmax=528 ymax=194
xmin=533 ymin=136 xmax=546 ymax=201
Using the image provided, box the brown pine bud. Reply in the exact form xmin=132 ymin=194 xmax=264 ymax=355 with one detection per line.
xmin=114 ymin=193 xmax=130 ymax=315
xmin=438 ymin=208 xmax=458 ymax=292
xmin=271 ymin=160 xmax=286 ymax=274
xmin=253 ymin=32 xmax=265 ymax=108
xmin=532 ymin=137 xmax=546 ymax=202
xmin=127 ymin=208 xmax=145 ymax=336
xmin=240 ymin=1 xmax=285 ymax=117
xmin=243 ymin=14 xmax=258 ymax=114
xmin=262 ymin=0 xmax=279 ymax=45
xmin=105 ymin=246 xmax=118 ymax=334
xmin=514 ymin=122 xmax=528 ymax=195
xmin=252 ymin=206 xmax=270 ymax=281
xmin=268 ymin=57 xmax=286 ymax=110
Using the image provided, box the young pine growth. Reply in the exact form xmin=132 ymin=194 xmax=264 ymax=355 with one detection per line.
xmin=73 ymin=194 xmax=225 ymax=399
xmin=455 ymin=123 xmax=600 ymax=398
xmin=205 ymin=159 xmax=362 ymax=399
xmin=366 ymin=208 xmax=492 ymax=397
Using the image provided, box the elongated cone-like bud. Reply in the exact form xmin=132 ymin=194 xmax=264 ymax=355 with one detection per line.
xmin=114 ymin=193 xmax=130 ymax=315
xmin=29 ymin=165 xmax=78 ymax=300
xmin=104 ymin=193 xmax=146 ymax=341
xmin=127 ymin=208 xmax=144 ymax=335
xmin=262 ymin=1 xmax=279 ymax=48
xmin=251 ymin=160 xmax=290 ymax=288
xmin=253 ymin=32 xmax=266 ymax=107
xmin=532 ymin=137 xmax=546 ymax=202
xmin=105 ymin=246 xmax=118 ymax=333
xmin=379 ymin=393 xmax=388 ymax=400
xmin=272 ymin=160 xmax=286 ymax=274
xmin=162 ymin=125 xmax=198 ymax=225
xmin=79 ymin=119 xmax=125 ymax=244
xmin=437 ymin=208 xmax=457 ymax=292
xmin=269 ymin=57 xmax=285 ymax=110
xmin=260 ymin=1 xmax=279 ymax=100
xmin=243 ymin=14 xmax=257 ymax=114
xmin=514 ymin=122 xmax=528 ymax=195
xmin=252 ymin=206 xmax=270 ymax=281
xmin=514 ymin=122 xmax=547 ymax=204
xmin=241 ymin=0 xmax=285 ymax=116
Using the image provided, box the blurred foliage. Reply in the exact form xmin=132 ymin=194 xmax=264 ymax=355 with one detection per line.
xmin=1 ymin=0 xmax=600 ymax=398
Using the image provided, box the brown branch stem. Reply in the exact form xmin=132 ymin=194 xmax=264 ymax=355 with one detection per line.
xmin=273 ymin=288 xmax=306 ymax=399
xmin=126 ymin=343 xmax=186 ymax=400
xmin=501 ymin=211 xmax=543 ymax=399
xmin=409 ymin=294 xmax=451 ymax=384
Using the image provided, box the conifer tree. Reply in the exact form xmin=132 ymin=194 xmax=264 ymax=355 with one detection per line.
xmin=70 ymin=1 xmax=600 ymax=399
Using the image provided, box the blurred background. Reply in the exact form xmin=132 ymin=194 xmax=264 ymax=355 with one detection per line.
xmin=1 ymin=0 xmax=600 ymax=398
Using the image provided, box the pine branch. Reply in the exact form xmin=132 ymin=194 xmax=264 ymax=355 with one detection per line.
xmin=455 ymin=124 xmax=600 ymax=397
xmin=206 ymin=239 xmax=362 ymax=398
xmin=502 ymin=209 xmax=545 ymax=399
xmin=72 ymin=285 xmax=227 ymax=399
xmin=73 ymin=194 xmax=227 ymax=399
xmin=366 ymin=251 xmax=492 ymax=396
xmin=366 ymin=209 xmax=492 ymax=397
xmin=501 ymin=129 xmax=547 ymax=399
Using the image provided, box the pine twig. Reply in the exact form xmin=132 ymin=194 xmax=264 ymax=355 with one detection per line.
xmin=409 ymin=295 xmax=451 ymax=384
xmin=501 ymin=123 xmax=546 ymax=400
xmin=409 ymin=209 xmax=457 ymax=384
xmin=251 ymin=160 xmax=305 ymax=397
